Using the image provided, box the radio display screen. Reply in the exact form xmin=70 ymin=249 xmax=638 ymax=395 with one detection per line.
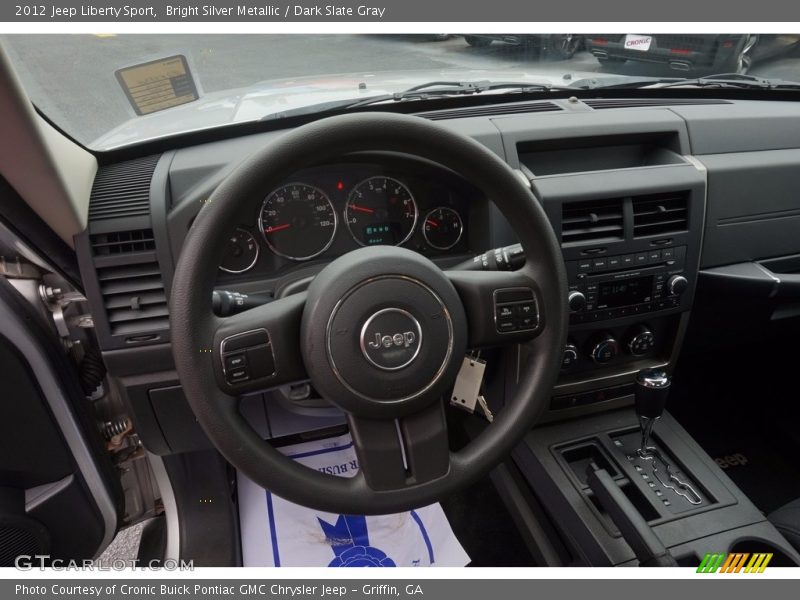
xmin=597 ymin=276 xmax=653 ymax=308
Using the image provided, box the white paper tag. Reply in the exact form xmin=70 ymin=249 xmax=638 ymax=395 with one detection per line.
xmin=624 ymin=34 xmax=653 ymax=52
xmin=450 ymin=356 xmax=486 ymax=412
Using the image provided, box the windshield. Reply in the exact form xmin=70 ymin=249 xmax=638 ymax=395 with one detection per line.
xmin=2 ymin=33 xmax=799 ymax=150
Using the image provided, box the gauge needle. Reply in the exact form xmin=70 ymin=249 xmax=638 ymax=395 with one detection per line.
xmin=350 ymin=204 xmax=375 ymax=214
xmin=265 ymin=224 xmax=291 ymax=233
xmin=426 ymin=219 xmax=439 ymax=228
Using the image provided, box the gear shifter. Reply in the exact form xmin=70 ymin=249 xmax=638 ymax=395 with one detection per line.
xmin=630 ymin=368 xmax=703 ymax=505
xmin=634 ymin=368 xmax=671 ymax=456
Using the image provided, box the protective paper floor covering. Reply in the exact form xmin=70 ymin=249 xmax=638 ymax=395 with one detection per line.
xmin=237 ymin=433 xmax=470 ymax=567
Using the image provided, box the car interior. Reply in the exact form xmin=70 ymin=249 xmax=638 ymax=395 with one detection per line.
xmin=4 ymin=38 xmax=800 ymax=568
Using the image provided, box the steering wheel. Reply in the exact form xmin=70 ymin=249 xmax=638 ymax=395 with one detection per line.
xmin=170 ymin=112 xmax=567 ymax=514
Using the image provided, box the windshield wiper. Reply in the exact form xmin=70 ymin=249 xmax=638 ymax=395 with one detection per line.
xmin=590 ymin=73 xmax=800 ymax=90
xmin=260 ymin=80 xmax=570 ymax=121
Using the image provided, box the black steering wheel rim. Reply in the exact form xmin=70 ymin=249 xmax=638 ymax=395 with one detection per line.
xmin=170 ymin=112 xmax=568 ymax=514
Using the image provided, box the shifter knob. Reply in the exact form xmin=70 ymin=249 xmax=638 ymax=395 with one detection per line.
xmin=635 ymin=368 xmax=671 ymax=419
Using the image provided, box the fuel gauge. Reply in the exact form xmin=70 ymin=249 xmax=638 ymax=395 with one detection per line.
xmin=219 ymin=228 xmax=259 ymax=274
xmin=423 ymin=207 xmax=463 ymax=250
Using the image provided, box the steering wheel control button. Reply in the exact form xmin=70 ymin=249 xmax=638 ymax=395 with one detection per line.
xmin=224 ymin=353 xmax=247 ymax=370
xmin=359 ymin=308 xmax=423 ymax=371
xmin=493 ymin=288 xmax=538 ymax=334
xmin=222 ymin=329 xmax=270 ymax=352
xmin=227 ymin=366 xmax=250 ymax=383
xmin=220 ymin=328 xmax=275 ymax=385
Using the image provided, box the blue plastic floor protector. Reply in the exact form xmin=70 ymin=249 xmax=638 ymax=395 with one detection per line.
xmin=237 ymin=433 xmax=470 ymax=566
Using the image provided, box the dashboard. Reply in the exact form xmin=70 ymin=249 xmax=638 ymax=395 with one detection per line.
xmin=75 ymin=96 xmax=800 ymax=450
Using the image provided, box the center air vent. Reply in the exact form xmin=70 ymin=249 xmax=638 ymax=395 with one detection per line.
xmin=96 ymin=261 xmax=168 ymax=336
xmin=632 ymin=192 xmax=689 ymax=237
xmin=561 ymin=199 xmax=624 ymax=246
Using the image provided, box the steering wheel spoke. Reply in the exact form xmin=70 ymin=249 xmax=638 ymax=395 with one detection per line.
xmin=348 ymin=400 xmax=450 ymax=492
xmin=212 ymin=292 xmax=308 ymax=395
xmin=446 ymin=268 xmax=544 ymax=348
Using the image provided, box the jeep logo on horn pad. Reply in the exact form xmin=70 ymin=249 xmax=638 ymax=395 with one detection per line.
xmin=360 ymin=308 xmax=422 ymax=371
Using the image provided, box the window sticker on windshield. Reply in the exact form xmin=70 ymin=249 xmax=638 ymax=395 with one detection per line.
xmin=115 ymin=55 xmax=199 ymax=116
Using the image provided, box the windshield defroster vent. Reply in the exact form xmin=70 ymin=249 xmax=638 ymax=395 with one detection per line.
xmin=632 ymin=192 xmax=689 ymax=238
xmin=561 ymin=199 xmax=624 ymax=246
xmin=419 ymin=101 xmax=562 ymax=121
xmin=88 ymin=155 xmax=160 ymax=222
xmin=584 ymin=98 xmax=732 ymax=110
xmin=96 ymin=261 xmax=169 ymax=336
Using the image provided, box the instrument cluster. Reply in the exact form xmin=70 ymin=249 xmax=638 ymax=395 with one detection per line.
xmin=218 ymin=162 xmax=475 ymax=276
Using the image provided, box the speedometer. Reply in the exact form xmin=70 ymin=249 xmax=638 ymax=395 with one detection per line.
xmin=344 ymin=176 xmax=417 ymax=246
xmin=259 ymin=183 xmax=337 ymax=261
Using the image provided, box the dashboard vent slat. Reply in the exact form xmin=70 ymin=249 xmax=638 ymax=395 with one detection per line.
xmin=632 ymin=192 xmax=689 ymax=237
xmin=90 ymin=229 xmax=156 ymax=255
xmin=584 ymin=98 xmax=732 ymax=110
xmin=419 ymin=101 xmax=562 ymax=121
xmin=88 ymin=155 xmax=160 ymax=221
xmin=561 ymin=198 xmax=624 ymax=246
xmin=96 ymin=261 xmax=168 ymax=336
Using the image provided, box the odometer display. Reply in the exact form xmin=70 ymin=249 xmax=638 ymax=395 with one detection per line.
xmin=259 ymin=183 xmax=337 ymax=261
xmin=345 ymin=176 xmax=417 ymax=246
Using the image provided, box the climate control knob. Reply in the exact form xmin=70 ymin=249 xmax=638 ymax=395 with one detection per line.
xmin=562 ymin=342 xmax=579 ymax=370
xmin=568 ymin=290 xmax=587 ymax=313
xmin=627 ymin=325 xmax=655 ymax=357
xmin=589 ymin=333 xmax=620 ymax=365
xmin=667 ymin=275 xmax=688 ymax=296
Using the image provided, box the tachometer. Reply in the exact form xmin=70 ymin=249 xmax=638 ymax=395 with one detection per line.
xmin=344 ymin=176 xmax=417 ymax=246
xmin=423 ymin=207 xmax=463 ymax=250
xmin=259 ymin=183 xmax=337 ymax=261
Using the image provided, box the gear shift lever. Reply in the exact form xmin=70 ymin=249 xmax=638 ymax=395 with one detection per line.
xmin=635 ymin=368 xmax=671 ymax=455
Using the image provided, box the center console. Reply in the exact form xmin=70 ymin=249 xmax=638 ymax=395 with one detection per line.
xmin=487 ymin=111 xmax=800 ymax=566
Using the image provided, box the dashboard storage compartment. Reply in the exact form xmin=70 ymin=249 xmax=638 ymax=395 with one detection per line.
xmin=518 ymin=133 xmax=686 ymax=177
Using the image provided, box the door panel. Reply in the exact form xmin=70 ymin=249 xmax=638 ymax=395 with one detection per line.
xmin=0 ymin=277 xmax=122 ymax=564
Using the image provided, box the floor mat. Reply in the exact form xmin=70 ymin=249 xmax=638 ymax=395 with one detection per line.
xmin=440 ymin=474 xmax=536 ymax=566
xmin=669 ymin=360 xmax=800 ymax=516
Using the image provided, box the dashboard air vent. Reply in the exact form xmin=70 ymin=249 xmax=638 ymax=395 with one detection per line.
xmin=419 ymin=101 xmax=562 ymax=121
xmin=96 ymin=261 xmax=168 ymax=336
xmin=632 ymin=192 xmax=689 ymax=238
xmin=88 ymin=155 xmax=160 ymax=221
xmin=584 ymin=98 xmax=732 ymax=110
xmin=90 ymin=229 xmax=156 ymax=255
xmin=561 ymin=199 xmax=624 ymax=246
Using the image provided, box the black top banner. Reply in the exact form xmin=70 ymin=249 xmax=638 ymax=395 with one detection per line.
xmin=3 ymin=0 xmax=800 ymax=22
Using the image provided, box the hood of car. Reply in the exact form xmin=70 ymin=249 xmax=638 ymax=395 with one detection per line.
xmin=91 ymin=68 xmax=618 ymax=150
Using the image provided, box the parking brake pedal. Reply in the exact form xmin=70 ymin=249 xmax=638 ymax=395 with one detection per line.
xmin=586 ymin=465 xmax=678 ymax=567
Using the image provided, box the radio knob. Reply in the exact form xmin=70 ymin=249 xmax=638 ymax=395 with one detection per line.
xmin=568 ymin=290 xmax=587 ymax=312
xmin=627 ymin=325 xmax=655 ymax=357
xmin=667 ymin=275 xmax=688 ymax=296
xmin=590 ymin=333 xmax=620 ymax=364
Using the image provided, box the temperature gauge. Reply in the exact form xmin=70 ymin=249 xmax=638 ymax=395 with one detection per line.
xmin=423 ymin=207 xmax=463 ymax=250
xmin=219 ymin=229 xmax=259 ymax=274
